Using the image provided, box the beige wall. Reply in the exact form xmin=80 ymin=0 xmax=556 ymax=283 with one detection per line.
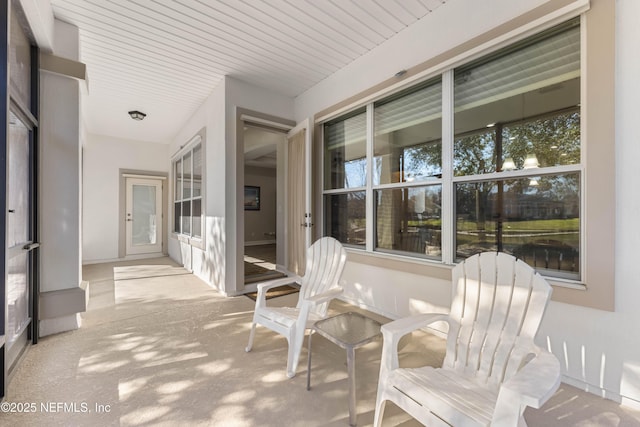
xmin=244 ymin=166 xmax=277 ymax=244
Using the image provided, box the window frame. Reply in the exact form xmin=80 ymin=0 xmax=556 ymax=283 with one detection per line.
xmin=317 ymin=2 xmax=616 ymax=311
xmin=172 ymin=131 xmax=205 ymax=247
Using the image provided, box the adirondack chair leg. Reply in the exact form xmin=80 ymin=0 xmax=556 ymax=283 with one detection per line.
xmin=373 ymin=397 xmax=386 ymax=427
xmin=245 ymin=322 xmax=256 ymax=352
xmin=286 ymin=327 xmax=305 ymax=378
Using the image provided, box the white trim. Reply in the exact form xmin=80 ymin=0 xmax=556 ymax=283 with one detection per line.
xmin=171 ymin=134 xmax=202 ymax=159
xmin=242 ymin=114 xmax=295 ymax=131
xmin=451 ymin=165 xmax=582 ymax=183
xmin=365 ymin=104 xmax=374 ymax=252
xmin=122 ymin=173 xmax=166 ymax=180
xmin=441 ymin=70 xmax=455 ymax=265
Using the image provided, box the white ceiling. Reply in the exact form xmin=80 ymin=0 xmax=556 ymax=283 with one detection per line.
xmin=49 ymin=0 xmax=447 ymax=144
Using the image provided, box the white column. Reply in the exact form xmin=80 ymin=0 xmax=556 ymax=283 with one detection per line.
xmin=39 ymin=19 xmax=86 ymax=336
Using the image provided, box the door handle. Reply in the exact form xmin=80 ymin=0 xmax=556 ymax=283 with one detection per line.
xmin=23 ymin=242 xmax=40 ymax=251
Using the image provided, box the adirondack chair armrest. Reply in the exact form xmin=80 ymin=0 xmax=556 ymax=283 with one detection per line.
xmin=306 ymin=286 xmax=343 ymax=306
xmin=499 ymin=348 xmax=561 ymax=409
xmin=255 ymin=276 xmax=302 ymax=308
xmin=380 ymin=313 xmax=449 ymax=372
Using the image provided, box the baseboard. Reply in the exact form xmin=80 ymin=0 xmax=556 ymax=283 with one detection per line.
xmin=560 ymin=375 xmax=624 ymax=403
xmin=82 ymin=253 xmax=167 ymax=265
xmin=39 ymin=314 xmax=82 ymax=337
xmin=245 ymin=240 xmax=276 ymax=246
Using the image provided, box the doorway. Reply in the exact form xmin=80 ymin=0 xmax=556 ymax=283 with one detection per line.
xmin=123 ymin=176 xmax=165 ymax=257
xmin=125 ymin=177 xmax=163 ymax=256
xmin=243 ymin=124 xmax=287 ymax=284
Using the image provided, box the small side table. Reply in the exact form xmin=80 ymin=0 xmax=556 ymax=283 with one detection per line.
xmin=307 ymin=311 xmax=382 ymax=426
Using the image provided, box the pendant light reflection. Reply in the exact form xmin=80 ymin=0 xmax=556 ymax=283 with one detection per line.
xmin=523 ymin=154 xmax=539 ymax=169
xmin=501 ymin=157 xmax=516 ymax=171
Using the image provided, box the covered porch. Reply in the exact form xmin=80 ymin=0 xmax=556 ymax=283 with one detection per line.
xmin=6 ymin=258 xmax=640 ymax=426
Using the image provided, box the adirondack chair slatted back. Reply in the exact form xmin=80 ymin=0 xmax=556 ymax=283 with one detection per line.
xmin=444 ymin=252 xmax=552 ymax=390
xmin=296 ymin=237 xmax=347 ymax=317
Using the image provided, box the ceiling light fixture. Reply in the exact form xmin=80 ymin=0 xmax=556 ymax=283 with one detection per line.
xmin=128 ymin=110 xmax=146 ymax=121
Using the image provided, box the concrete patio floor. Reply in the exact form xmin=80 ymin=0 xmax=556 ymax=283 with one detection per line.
xmin=2 ymin=257 xmax=640 ymax=426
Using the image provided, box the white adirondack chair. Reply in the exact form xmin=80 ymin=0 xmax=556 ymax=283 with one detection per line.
xmin=374 ymin=252 xmax=560 ymax=427
xmin=245 ymin=236 xmax=347 ymax=378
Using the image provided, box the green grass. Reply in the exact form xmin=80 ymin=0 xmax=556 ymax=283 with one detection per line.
xmin=456 ymin=218 xmax=579 ymax=232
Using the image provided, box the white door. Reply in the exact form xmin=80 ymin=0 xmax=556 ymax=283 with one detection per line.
xmin=286 ymin=119 xmax=312 ymax=275
xmin=125 ymin=178 xmax=163 ymax=255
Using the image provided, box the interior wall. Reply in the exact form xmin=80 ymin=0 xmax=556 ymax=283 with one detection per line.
xmin=82 ymin=133 xmax=168 ymax=263
xmin=293 ymin=0 xmax=640 ymax=408
xmin=244 ymin=166 xmax=276 ymax=245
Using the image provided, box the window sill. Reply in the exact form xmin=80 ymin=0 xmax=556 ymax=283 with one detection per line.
xmin=345 ymin=248 xmax=588 ymax=292
xmin=345 ymin=248 xmax=452 ymax=281
xmin=171 ymin=233 xmax=204 ymax=250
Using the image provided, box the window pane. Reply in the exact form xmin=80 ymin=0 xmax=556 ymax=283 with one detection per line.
xmin=9 ymin=7 xmax=31 ymax=108
xmin=174 ymin=159 xmax=182 ymax=201
xmin=183 ymin=152 xmax=192 ymax=199
xmin=192 ymin=198 xmax=202 ymax=238
xmin=374 ymin=80 xmax=442 ymax=185
xmin=454 ymin=21 xmax=580 ymax=176
xmin=193 ymin=144 xmax=202 ymax=197
xmin=181 ymin=200 xmax=191 ymax=235
xmin=324 ymin=192 xmax=366 ymax=247
xmin=375 ymin=185 xmax=441 ymax=258
xmin=174 ymin=202 xmax=181 ymax=233
xmin=7 ymin=253 xmax=29 ymax=349
xmin=324 ymin=110 xmax=367 ymax=189
xmin=8 ymin=111 xmax=30 ymax=247
xmin=455 ymin=173 xmax=579 ymax=279
xmin=502 ymin=110 xmax=580 ymax=169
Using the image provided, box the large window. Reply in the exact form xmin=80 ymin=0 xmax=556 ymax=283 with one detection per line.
xmin=173 ymin=140 xmax=203 ymax=239
xmin=453 ymin=20 xmax=580 ymax=279
xmin=322 ymin=19 xmax=581 ymax=280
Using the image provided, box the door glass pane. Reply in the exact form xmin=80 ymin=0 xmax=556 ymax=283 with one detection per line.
xmin=324 ymin=192 xmax=366 ymax=247
xmin=8 ymin=111 xmax=30 ymax=247
xmin=7 ymin=253 xmax=29 ymax=349
xmin=375 ymin=185 xmax=442 ymax=258
xmin=455 ymin=173 xmax=580 ymax=279
xmin=374 ymin=79 xmax=442 ymax=185
xmin=324 ymin=110 xmax=367 ymax=190
xmin=132 ymin=184 xmax=157 ymax=245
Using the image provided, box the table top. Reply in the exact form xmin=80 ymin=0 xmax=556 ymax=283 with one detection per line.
xmin=313 ymin=312 xmax=382 ymax=349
